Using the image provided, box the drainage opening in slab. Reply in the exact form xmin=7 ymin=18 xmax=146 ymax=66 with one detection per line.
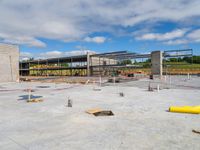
xmin=36 ymin=86 xmax=50 ymax=88
xmin=93 ymin=111 xmax=114 ymax=116
xmin=93 ymin=88 xmax=101 ymax=91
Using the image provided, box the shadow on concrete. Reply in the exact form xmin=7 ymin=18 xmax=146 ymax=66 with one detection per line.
xmin=18 ymin=95 xmax=43 ymax=101
xmin=36 ymin=86 xmax=50 ymax=88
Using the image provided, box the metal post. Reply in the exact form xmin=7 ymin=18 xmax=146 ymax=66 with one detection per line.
xmin=46 ymin=60 xmax=49 ymax=76
xmin=87 ymin=52 xmax=90 ymax=76
xmin=99 ymin=76 xmax=102 ymax=87
xmin=58 ymin=58 xmax=60 ymax=76
xmin=28 ymin=89 xmax=31 ymax=101
xmin=99 ymin=56 xmax=100 ymax=76
xmin=29 ymin=62 xmax=30 ymax=76
xmin=71 ymin=57 xmax=72 ymax=76
xmin=37 ymin=60 xmax=39 ymax=76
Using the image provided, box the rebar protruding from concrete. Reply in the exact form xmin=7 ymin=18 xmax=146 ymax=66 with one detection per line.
xmin=148 ymin=82 xmax=151 ymax=91
xmin=92 ymin=80 xmax=96 ymax=90
xmin=113 ymin=76 xmax=116 ymax=86
xmin=157 ymin=84 xmax=160 ymax=92
xmin=169 ymin=75 xmax=172 ymax=85
xmin=67 ymin=97 xmax=72 ymax=107
xmin=28 ymin=89 xmax=31 ymax=101
xmin=85 ymin=79 xmax=90 ymax=85
xmin=148 ymin=82 xmax=153 ymax=91
xmin=164 ymin=75 xmax=167 ymax=82
xmin=119 ymin=92 xmax=124 ymax=97
xmin=99 ymin=76 xmax=102 ymax=87
xmin=187 ymin=73 xmax=191 ymax=80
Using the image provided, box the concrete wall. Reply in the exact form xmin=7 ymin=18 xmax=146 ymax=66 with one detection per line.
xmin=0 ymin=43 xmax=19 ymax=82
xmin=151 ymin=51 xmax=163 ymax=76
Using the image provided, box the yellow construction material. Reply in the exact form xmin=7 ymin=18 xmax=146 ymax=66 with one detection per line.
xmin=194 ymin=106 xmax=200 ymax=109
xmin=86 ymin=108 xmax=102 ymax=114
xmin=169 ymin=105 xmax=200 ymax=114
xmin=27 ymin=98 xmax=43 ymax=103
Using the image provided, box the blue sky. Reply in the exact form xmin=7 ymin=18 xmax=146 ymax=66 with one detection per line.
xmin=0 ymin=0 xmax=200 ymax=59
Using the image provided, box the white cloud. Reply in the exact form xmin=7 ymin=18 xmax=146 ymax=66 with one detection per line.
xmin=0 ymin=0 xmax=200 ymax=47
xmin=163 ymin=29 xmax=200 ymax=45
xmin=0 ymin=33 xmax=46 ymax=47
xmin=39 ymin=51 xmax=63 ymax=58
xmin=187 ymin=29 xmax=200 ymax=42
xmin=84 ymin=36 xmax=106 ymax=43
xmin=164 ymin=39 xmax=189 ymax=45
xmin=75 ymin=45 xmax=87 ymax=50
xmin=20 ymin=52 xmax=33 ymax=61
xmin=64 ymin=50 xmax=96 ymax=56
xmin=135 ymin=29 xmax=188 ymax=41
xmin=20 ymin=50 xmax=97 ymax=59
xmin=20 ymin=52 xmax=32 ymax=57
xmin=134 ymin=28 xmax=200 ymax=45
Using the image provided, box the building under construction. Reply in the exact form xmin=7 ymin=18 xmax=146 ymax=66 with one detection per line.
xmin=1 ymin=44 xmax=200 ymax=150
xmin=20 ymin=49 xmax=194 ymax=77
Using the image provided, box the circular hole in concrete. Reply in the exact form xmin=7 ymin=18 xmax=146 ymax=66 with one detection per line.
xmin=36 ymin=86 xmax=50 ymax=88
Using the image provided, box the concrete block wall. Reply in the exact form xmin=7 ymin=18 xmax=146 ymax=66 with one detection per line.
xmin=0 ymin=43 xmax=19 ymax=82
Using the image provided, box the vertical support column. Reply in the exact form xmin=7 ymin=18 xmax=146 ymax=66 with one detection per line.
xmin=46 ymin=60 xmax=48 ymax=76
xmin=70 ymin=58 xmax=73 ymax=76
xmin=151 ymin=51 xmax=163 ymax=77
xmin=87 ymin=52 xmax=90 ymax=76
xmin=19 ymin=62 xmax=21 ymax=76
xmin=90 ymin=56 xmax=93 ymax=76
xmin=37 ymin=60 xmax=39 ymax=76
xmin=99 ymin=57 xmax=101 ymax=76
xmin=58 ymin=58 xmax=61 ymax=76
xmin=28 ymin=62 xmax=30 ymax=76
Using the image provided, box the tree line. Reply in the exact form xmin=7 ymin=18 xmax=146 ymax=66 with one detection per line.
xmin=119 ymin=56 xmax=200 ymax=65
xmin=165 ymin=56 xmax=200 ymax=64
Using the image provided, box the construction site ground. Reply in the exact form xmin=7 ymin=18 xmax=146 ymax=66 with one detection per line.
xmin=0 ymin=75 xmax=200 ymax=150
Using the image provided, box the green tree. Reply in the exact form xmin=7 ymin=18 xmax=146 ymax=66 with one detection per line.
xmin=119 ymin=59 xmax=132 ymax=65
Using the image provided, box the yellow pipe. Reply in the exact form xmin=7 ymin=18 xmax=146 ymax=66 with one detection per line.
xmin=194 ymin=106 xmax=200 ymax=109
xmin=169 ymin=106 xmax=200 ymax=114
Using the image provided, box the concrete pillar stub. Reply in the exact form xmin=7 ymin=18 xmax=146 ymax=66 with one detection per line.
xmin=151 ymin=51 xmax=163 ymax=77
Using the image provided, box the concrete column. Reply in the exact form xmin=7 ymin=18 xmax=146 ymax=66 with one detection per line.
xmin=151 ymin=51 xmax=163 ymax=76
xmin=87 ymin=52 xmax=90 ymax=76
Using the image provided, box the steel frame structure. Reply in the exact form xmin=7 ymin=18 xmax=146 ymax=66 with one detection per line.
xmin=20 ymin=49 xmax=193 ymax=76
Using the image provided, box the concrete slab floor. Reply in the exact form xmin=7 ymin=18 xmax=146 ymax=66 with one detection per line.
xmin=0 ymin=76 xmax=200 ymax=150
